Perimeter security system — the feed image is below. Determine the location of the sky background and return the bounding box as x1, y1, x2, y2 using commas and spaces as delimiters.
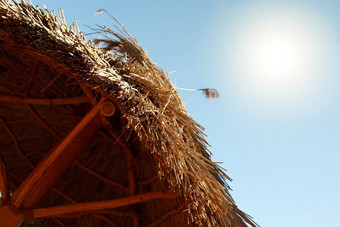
33, 1, 339, 226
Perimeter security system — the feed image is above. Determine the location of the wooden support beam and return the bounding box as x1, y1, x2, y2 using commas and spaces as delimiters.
0, 95, 88, 105
137, 176, 159, 185
96, 209, 137, 217
0, 157, 10, 205
79, 86, 138, 166
48, 209, 137, 218
20, 70, 116, 226
125, 150, 140, 227
92, 214, 118, 227
0, 205, 23, 227
74, 160, 129, 192
126, 154, 136, 196
23, 59, 62, 139
147, 203, 185, 227
25, 104, 61, 139
11, 101, 104, 208
51, 187, 118, 227
80, 85, 141, 226
53, 218, 66, 227
0, 118, 34, 169
31, 190, 178, 219
24, 98, 128, 197
4, 178, 65, 227
24, 59, 39, 96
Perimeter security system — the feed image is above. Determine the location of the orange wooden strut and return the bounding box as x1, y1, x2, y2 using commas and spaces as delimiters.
0, 157, 10, 205
0, 206, 24, 227
31, 190, 179, 219
0, 94, 88, 105
0, 99, 106, 227
11, 101, 103, 208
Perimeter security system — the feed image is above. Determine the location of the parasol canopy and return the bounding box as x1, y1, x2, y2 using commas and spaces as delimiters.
0, 1, 257, 226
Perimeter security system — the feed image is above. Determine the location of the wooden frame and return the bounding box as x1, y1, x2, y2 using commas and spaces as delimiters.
0, 61, 180, 226
0, 100, 104, 226
11, 101, 103, 209
30, 191, 178, 219
0, 95, 88, 105
0, 96, 180, 226
0, 157, 9, 205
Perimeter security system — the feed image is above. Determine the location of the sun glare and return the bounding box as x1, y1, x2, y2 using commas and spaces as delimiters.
222, 3, 331, 117
256, 34, 300, 76
245, 26, 310, 90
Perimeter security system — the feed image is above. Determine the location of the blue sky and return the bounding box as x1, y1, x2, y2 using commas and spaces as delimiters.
33, 1, 340, 226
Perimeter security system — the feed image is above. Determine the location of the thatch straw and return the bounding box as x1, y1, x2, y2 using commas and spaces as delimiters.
0, 0, 257, 226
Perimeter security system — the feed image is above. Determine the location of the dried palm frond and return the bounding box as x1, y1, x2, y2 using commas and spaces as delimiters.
200, 88, 220, 100
175, 87, 220, 100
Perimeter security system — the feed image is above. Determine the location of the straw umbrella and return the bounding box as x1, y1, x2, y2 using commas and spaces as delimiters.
0, 1, 257, 226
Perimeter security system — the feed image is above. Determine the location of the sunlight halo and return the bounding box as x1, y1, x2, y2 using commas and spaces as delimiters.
222, 3, 332, 117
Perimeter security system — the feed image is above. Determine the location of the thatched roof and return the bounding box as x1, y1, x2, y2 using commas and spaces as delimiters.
0, 0, 257, 226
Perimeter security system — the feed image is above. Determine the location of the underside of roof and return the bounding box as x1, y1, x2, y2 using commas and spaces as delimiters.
0, 0, 257, 226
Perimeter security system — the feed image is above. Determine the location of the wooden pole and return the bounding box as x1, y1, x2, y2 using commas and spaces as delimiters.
0, 95, 88, 105
31, 190, 179, 219
147, 203, 185, 227
74, 160, 129, 192
0, 118, 34, 169
44, 209, 137, 218
0, 157, 10, 205
80, 85, 141, 226
11, 100, 104, 209
125, 151, 140, 227
51, 188, 119, 226
137, 176, 159, 185
0, 206, 23, 227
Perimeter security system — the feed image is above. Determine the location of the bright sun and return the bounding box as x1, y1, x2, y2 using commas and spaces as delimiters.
224, 4, 331, 117
256, 35, 300, 76
245, 27, 309, 88
242, 25, 312, 101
